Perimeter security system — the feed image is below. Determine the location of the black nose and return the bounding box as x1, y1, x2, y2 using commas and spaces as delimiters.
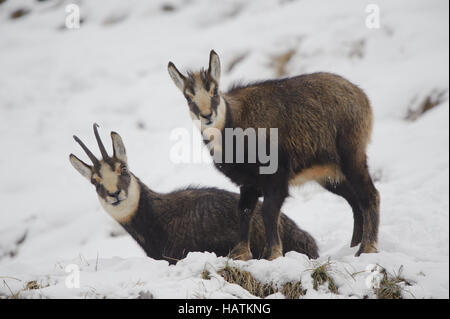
200, 112, 213, 124
200, 112, 212, 121
109, 190, 120, 197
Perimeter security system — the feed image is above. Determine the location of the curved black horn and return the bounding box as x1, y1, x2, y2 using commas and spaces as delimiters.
93, 123, 109, 160
73, 135, 99, 166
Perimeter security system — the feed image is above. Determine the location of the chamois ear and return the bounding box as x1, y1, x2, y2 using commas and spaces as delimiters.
208, 50, 221, 83
168, 62, 186, 92
69, 154, 92, 180
111, 131, 127, 163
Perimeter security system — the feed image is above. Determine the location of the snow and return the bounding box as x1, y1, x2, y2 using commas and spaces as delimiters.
0, 0, 448, 299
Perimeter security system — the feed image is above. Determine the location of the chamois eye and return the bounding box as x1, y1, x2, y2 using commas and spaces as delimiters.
185, 91, 194, 103
209, 86, 217, 97
120, 165, 128, 175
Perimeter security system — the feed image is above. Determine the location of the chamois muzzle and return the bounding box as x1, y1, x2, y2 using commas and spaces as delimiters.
200, 112, 213, 125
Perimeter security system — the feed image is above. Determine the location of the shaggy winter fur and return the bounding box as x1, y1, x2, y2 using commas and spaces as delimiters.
168, 50, 379, 259
70, 124, 319, 263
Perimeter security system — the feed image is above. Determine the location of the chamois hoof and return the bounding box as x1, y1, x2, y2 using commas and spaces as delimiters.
350, 226, 363, 247
262, 245, 283, 261
355, 242, 378, 257
350, 236, 362, 248
230, 242, 253, 261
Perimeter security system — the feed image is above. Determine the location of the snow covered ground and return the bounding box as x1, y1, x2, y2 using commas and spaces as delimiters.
0, 0, 448, 299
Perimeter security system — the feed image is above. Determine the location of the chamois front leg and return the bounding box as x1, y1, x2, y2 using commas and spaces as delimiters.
230, 185, 261, 261
261, 185, 288, 260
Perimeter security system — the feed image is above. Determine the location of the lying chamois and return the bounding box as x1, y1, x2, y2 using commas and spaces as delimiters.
168, 50, 379, 259
69, 124, 318, 263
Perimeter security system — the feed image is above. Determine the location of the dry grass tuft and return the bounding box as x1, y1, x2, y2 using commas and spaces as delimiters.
136, 290, 154, 299
103, 13, 128, 26
374, 265, 412, 299
218, 262, 305, 299
201, 268, 211, 280
406, 89, 447, 121
1, 277, 50, 299
226, 52, 248, 73
25, 281, 40, 290
2, 280, 20, 299
10, 8, 30, 20
270, 49, 296, 77
348, 39, 366, 59
310, 259, 338, 294
160, 3, 177, 12
281, 281, 306, 299
219, 263, 277, 298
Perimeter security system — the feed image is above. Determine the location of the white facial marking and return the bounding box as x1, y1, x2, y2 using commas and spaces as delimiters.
199, 96, 226, 132
190, 111, 200, 127
199, 97, 226, 157
193, 87, 212, 115
99, 175, 140, 224
99, 163, 119, 194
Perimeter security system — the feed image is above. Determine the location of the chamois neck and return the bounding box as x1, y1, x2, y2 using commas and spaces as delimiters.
119, 177, 168, 259
221, 93, 241, 127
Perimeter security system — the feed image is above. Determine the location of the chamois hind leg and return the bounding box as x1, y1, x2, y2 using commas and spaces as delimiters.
321, 178, 364, 247
230, 185, 261, 261
341, 154, 380, 256
261, 184, 289, 260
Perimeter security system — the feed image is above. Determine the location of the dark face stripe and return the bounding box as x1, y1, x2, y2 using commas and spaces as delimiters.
211, 95, 220, 112
91, 160, 131, 201
184, 71, 219, 118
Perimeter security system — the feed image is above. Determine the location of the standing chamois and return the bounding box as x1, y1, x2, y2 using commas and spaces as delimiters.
69, 124, 319, 263
168, 50, 380, 259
